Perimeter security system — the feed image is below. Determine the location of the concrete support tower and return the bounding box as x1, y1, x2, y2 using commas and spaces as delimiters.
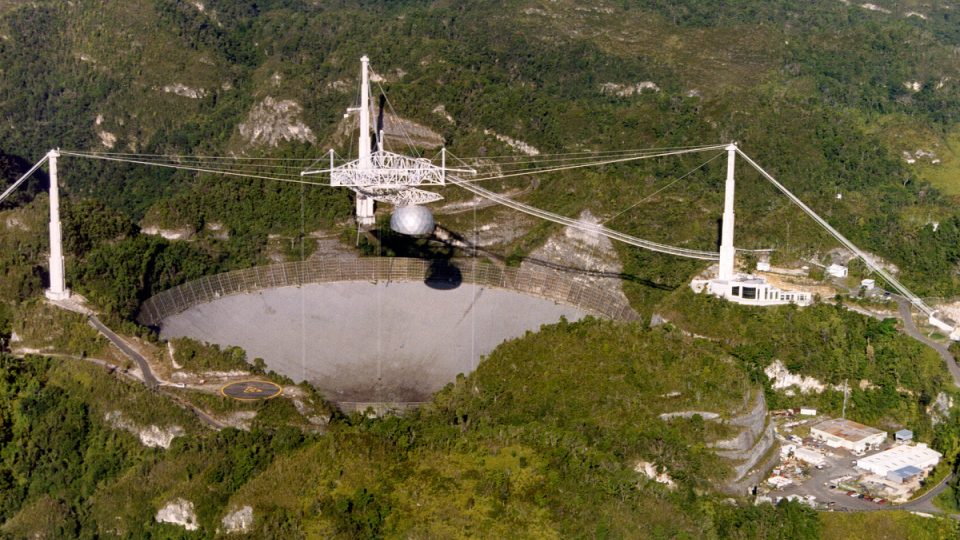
355, 55, 375, 226
718, 143, 737, 281
44, 149, 70, 300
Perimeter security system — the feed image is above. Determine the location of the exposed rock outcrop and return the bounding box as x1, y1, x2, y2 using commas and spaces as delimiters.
163, 83, 206, 99
483, 129, 540, 156
239, 97, 316, 147
105, 411, 184, 449
155, 498, 198, 530
928, 392, 954, 425
634, 461, 676, 489
520, 210, 631, 308
599, 81, 661, 96
221, 505, 253, 534
141, 225, 194, 241
765, 360, 829, 394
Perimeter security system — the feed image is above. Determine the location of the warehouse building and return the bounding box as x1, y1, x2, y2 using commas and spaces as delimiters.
810, 418, 886, 453
887, 466, 923, 485
855, 443, 942, 477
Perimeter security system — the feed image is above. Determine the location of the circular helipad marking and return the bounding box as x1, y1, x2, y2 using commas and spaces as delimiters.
220, 380, 282, 401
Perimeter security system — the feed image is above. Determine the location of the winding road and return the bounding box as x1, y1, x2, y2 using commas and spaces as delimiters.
86, 315, 228, 429
893, 296, 960, 387
884, 295, 959, 515
87, 315, 158, 388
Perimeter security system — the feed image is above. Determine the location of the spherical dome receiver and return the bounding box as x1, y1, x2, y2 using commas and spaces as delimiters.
390, 205, 435, 236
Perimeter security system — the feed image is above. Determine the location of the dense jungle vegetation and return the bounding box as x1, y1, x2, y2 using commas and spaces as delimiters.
2, 314, 958, 537
3, 0, 960, 537
1, 0, 960, 309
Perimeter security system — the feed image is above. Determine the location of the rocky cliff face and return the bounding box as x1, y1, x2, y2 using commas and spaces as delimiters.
521, 209, 632, 308
711, 391, 778, 494
238, 97, 316, 147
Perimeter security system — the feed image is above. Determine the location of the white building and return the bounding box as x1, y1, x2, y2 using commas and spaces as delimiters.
826, 264, 848, 278
856, 443, 942, 477
688, 144, 814, 308
799, 407, 817, 416
691, 276, 814, 307
810, 418, 886, 453
794, 447, 826, 467
860, 278, 875, 290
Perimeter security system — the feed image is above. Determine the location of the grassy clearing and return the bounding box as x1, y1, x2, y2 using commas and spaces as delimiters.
916, 128, 960, 197
820, 511, 958, 540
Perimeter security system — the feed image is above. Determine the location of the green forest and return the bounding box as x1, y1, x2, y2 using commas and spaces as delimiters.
3, 0, 960, 537
2, 314, 959, 537
1, 0, 960, 307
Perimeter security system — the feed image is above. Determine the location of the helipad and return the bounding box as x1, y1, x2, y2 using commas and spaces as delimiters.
220, 380, 283, 401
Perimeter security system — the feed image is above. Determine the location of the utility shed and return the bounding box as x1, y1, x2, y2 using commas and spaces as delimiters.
827, 264, 848, 278
887, 465, 923, 484
895, 429, 914, 442
856, 444, 942, 477
810, 418, 886, 453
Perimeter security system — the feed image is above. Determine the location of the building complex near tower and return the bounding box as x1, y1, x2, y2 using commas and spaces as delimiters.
690, 144, 813, 306
810, 418, 886, 454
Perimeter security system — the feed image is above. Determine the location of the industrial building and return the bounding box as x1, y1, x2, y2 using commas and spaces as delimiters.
887, 466, 923, 485
810, 418, 886, 453
855, 443, 942, 477
793, 447, 826, 467
693, 276, 813, 306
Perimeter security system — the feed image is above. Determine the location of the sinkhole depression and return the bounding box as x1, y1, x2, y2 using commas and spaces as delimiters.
141, 258, 637, 405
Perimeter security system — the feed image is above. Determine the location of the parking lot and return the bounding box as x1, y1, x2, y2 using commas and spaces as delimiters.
763, 415, 904, 511
772, 445, 888, 510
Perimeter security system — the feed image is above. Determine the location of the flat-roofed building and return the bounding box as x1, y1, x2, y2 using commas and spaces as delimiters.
856, 443, 942, 477
895, 429, 913, 442
810, 418, 886, 453
887, 466, 923, 484
794, 447, 826, 467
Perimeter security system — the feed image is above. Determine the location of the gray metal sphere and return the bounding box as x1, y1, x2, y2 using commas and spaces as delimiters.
390, 205, 435, 236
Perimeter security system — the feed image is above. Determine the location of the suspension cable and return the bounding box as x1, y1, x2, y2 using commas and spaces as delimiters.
0, 154, 50, 204
735, 148, 935, 316
60, 151, 331, 187
448, 174, 719, 260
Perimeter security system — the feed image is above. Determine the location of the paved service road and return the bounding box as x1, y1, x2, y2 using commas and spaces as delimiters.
894, 296, 960, 387
88, 315, 158, 388
894, 473, 955, 515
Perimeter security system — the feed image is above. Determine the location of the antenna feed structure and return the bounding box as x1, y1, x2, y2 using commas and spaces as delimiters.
302, 56, 472, 233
